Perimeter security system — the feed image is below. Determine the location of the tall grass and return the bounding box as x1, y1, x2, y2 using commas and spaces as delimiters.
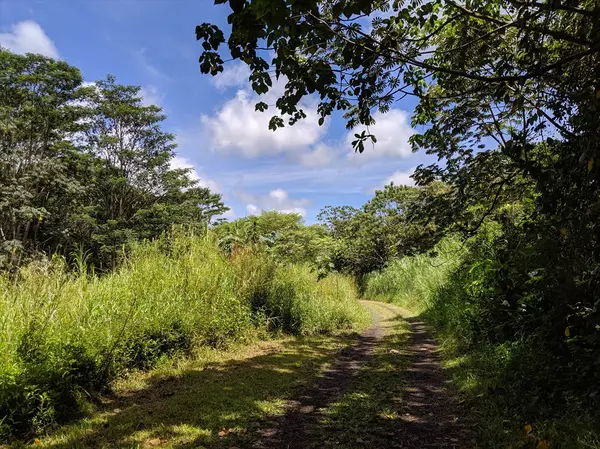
364, 237, 463, 313
363, 236, 600, 447
0, 233, 368, 441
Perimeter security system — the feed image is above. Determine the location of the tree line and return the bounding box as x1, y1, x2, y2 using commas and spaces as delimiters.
0, 50, 227, 271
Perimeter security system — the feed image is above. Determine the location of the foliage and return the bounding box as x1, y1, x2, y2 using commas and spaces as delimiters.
364, 237, 463, 313
317, 184, 442, 279
214, 211, 334, 266
0, 232, 367, 441
197, 0, 599, 150
0, 50, 228, 271
19, 335, 362, 449
365, 232, 600, 447
199, 1, 600, 443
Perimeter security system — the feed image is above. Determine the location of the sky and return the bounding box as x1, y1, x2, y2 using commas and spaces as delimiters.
0, 0, 434, 223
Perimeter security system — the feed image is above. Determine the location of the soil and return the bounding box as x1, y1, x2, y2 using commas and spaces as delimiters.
251, 301, 469, 449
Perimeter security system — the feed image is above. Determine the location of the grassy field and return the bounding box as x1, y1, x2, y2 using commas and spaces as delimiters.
0, 233, 369, 442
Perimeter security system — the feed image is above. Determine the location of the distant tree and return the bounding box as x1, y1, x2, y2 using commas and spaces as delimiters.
317, 184, 434, 278
214, 211, 333, 265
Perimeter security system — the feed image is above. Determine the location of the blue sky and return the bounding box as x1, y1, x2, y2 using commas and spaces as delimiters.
0, 0, 433, 223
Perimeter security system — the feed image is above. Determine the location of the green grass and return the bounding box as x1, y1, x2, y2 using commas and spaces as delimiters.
439, 340, 600, 449
0, 233, 369, 442
363, 237, 600, 448
314, 303, 411, 449
363, 238, 463, 314
4, 332, 362, 449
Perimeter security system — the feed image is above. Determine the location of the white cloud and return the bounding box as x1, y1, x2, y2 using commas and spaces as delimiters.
219, 208, 237, 221
139, 85, 163, 107
0, 21, 59, 58
386, 167, 416, 186
346, 109, 414, 164
370, 167, 416, 192
200, 64, 415, 170
246, 204, 260, 216
211, 62, 251, 89
201, 78, 327, 159
294, 142, 337, 168
170, 156, 221, 193
237, 189, 311, 217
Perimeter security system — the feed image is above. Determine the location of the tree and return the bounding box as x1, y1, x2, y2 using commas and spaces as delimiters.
0, 50, 88, 266
317, 184, 435, 278
76, 75, 230, 268
197, 0, 600, 394
197, 0, 599, 140
197, 0, 599, 228
0, 51, 228, 270
214, 211, 333, 265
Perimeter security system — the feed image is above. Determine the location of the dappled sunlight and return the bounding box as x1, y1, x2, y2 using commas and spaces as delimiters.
27, 335, 357, 449
315, 306, 468, 449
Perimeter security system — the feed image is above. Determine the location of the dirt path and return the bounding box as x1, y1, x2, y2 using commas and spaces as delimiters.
394, 307, 468, 448
252, 301, 467, 449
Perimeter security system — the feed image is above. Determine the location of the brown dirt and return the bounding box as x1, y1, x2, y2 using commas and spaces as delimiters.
392, 306, 469, 448
251, 301, 469, 449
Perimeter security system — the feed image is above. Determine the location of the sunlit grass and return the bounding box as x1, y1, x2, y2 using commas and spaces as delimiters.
5, 333, 361, 449
0, 232, 369, 441
315, 304, 411, 449
363, 238, 463, 314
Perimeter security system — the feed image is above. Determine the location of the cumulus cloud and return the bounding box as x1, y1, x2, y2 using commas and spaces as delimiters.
236, 189, 311, 217
346, 109, 414, 164
386, 167, 416, 186
219, 208, 237, 221
370, 166, 417, 192
200, 62, 417, 169
246, 204, 260, 216
0, 21, 59, 58
139, 85, 163, 107
201, 78, 327, 159
211, 62, 251, 89
294, 143, 338, 168
170, 156, 221, 193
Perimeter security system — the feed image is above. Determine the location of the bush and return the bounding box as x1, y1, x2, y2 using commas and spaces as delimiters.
267, 265, 370, 334
363, 237, 463, 313
364, 232, 600, 447
0, 233, 367, 441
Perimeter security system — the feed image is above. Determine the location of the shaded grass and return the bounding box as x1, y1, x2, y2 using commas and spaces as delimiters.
364, 238, 600, 448
314, 304, 412, 449
5, 332, 362, 449
438, 339, 600, 449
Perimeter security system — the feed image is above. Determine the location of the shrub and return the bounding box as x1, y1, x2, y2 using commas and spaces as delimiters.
364, 232, 600, 447
0, 233, 367, 441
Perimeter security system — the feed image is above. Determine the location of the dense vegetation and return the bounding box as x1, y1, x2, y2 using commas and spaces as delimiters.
2, 0, 600, 443
0, 231, 368, 441
198, 0, 600, 446
0, 50, 371, 442
0, 50, 227, 271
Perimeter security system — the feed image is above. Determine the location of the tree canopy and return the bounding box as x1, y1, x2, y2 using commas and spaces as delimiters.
0, 50, 227, 270
198, 0, 600, 430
